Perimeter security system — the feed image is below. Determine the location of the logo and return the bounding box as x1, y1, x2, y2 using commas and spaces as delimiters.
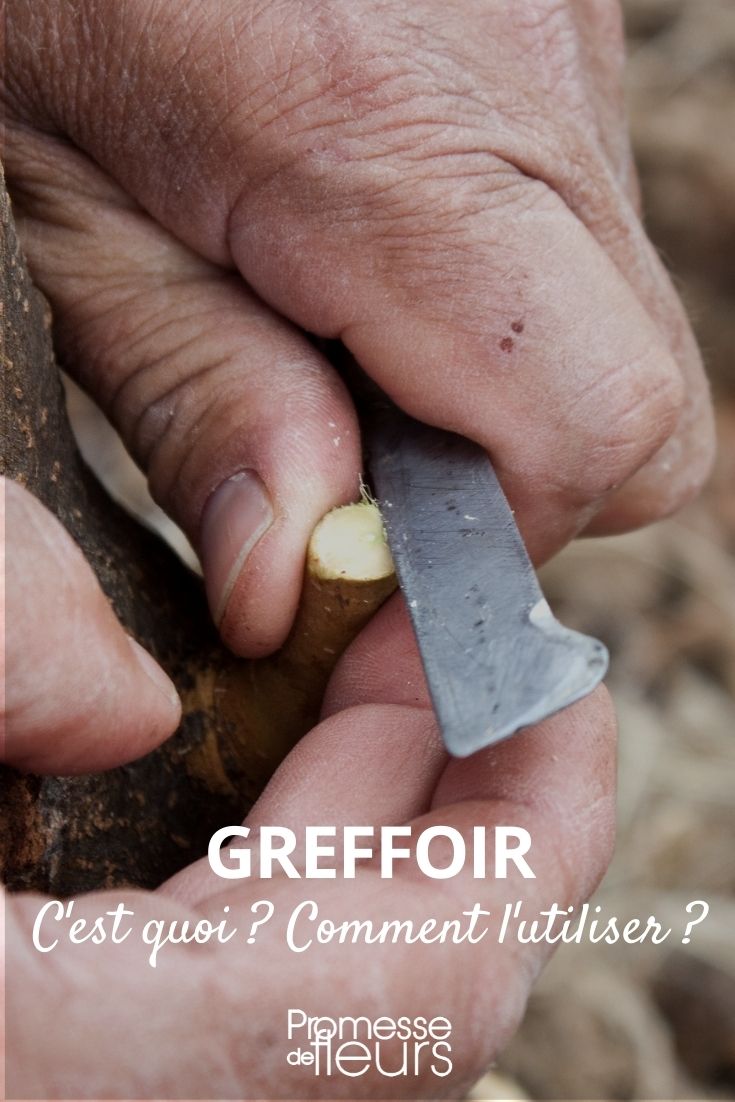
286, 1010, 453, 1079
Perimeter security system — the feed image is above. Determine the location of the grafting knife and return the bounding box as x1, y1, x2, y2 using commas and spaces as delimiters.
347, 359, 609, 758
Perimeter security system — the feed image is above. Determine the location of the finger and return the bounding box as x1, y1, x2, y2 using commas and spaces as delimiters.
230, 181, 686, 562
579, 230, 715, 534
326, 589, 615, 887
13, 1, 713, 564
164, 685, 616, 1095
11, 4, 708, 563
336, 585, 617, 884
167, 587, 612, 908
7, 684, 613, 1098
167, 596, 442, 903
257, 593, 439, 828
325, 592, 615, 887
532, 113, 716, 533
430, 686, 617, 899
244, 162, 712, 547
323, 593, 431, 716
470, 0, 715, 527
6, 573, 616, 1098
5, 129, 361, 657
271, 687, 615, 1077
2, 479, 180, 773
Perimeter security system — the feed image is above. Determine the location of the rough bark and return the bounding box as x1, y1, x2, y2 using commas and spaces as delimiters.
0, 177, 392, 895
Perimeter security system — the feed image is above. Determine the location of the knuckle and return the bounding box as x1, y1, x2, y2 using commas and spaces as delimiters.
641, 409, 716, 523
102, 286, 252, 462
585, 389, 714, 534
565, 357, 686, 505
632, 349, 686, 421
236, 11, 533, 226
129, 336, 344, 534
608, 361, 685, 458
127, 352, 241, 520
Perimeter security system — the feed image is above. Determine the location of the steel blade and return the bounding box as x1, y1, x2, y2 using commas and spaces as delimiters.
365, 407, 609, 757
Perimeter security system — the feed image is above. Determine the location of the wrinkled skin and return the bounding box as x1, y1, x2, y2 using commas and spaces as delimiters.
2, 0, 712, 1096
4, 560, 617, 1097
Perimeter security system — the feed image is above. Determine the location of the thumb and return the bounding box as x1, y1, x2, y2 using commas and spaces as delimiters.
2, 479, 181, 774
6, 132, 360, 658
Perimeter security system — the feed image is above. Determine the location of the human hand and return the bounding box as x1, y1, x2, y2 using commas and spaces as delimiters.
5, 590, 616, 1099
3, 0, 714, 660
1, 478, 181, 773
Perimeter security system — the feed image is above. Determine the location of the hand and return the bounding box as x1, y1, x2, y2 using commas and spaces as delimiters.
4, 0, 714, 659
1, 479, 180, 773
5, 592, 616, 1098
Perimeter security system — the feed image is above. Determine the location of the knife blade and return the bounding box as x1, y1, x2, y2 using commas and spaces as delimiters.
356, 380, 609, 758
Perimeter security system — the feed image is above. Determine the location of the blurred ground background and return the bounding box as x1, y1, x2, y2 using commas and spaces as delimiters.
64, 0, 734, 1098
